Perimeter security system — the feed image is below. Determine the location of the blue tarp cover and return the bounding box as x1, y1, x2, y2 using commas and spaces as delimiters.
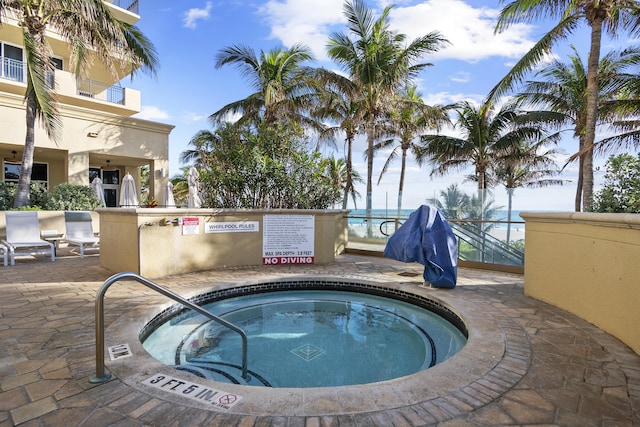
383, 205, 458, 288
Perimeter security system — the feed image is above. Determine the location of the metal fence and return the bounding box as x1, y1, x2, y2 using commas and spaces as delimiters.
76, 78, 125, 105
346, 213, 525, 267
1, 57, 24, 82
112, 0, 139, 14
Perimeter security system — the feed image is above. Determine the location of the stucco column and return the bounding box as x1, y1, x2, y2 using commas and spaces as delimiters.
67, 151, 89, 185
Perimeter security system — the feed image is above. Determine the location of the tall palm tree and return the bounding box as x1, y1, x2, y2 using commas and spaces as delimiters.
210, 43, 319, 130
373, 84, 446, 217
516, 46, 640, 211
1, 0, 158, 207
312, 68, 366, 209
493, 0, 640, 211
494, 140, 567, 243
420, 100, 563, 218
327, 0, 448, 236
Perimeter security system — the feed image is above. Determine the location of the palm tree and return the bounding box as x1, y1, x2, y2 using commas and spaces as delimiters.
312, 68, 366, 209
494, 140, 567, 243
373, 84, 446, 217
516, 46, 640, 211
493, 0, 640, 211
420, 100, 563, 220
324, 156, 364, 209
210, 43, 319, 130
327, 0, 448, 236
426, 184, 471, 220
1, 0, 158, 207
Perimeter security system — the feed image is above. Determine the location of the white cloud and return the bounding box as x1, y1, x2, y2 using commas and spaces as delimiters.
183, 2, 213, 29
259, 0, 537, 63
450, 72, 471, 83
182, 112, 207, 123
135, 106, 171, 121
389, 0, 535, 62
259, 0, 345, 60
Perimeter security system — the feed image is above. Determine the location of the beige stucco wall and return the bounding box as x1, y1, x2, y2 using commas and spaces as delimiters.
98, 209, 349, 279
0, 92, 172, 201
521, 212, 640, 355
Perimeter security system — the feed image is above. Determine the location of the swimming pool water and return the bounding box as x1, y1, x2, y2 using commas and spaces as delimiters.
142, 289, 466, 388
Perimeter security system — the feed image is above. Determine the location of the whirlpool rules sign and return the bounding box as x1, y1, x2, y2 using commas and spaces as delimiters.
262, 215, 315, 265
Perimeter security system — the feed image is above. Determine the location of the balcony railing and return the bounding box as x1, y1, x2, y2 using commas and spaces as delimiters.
1, 57, 25, 83
111, 0, 139, 14
76, 77, 125, 105
347, 213, 525, 268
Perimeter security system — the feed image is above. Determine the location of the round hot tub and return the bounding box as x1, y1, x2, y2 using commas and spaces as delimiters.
140, 280, 467, 388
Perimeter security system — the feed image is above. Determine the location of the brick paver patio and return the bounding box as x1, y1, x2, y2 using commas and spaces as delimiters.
0, 249, 638, 426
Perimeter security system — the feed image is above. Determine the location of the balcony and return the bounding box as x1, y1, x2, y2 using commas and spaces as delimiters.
111, 0, 139, 14
0, 62, 140, 115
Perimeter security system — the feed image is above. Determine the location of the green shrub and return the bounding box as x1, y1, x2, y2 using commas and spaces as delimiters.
0, 182, 49, 210
593, 154, 640, 213
45, 183, 102, 211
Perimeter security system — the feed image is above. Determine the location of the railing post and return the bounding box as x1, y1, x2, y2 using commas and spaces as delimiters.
90, 272, 249, 384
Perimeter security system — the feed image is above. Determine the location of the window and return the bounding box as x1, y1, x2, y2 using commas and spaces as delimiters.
3, 161, 49, 189
47, 57, 63, 88
1, 43, 24, 82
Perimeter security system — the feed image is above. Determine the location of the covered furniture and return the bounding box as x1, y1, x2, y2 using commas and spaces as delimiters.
64, 211, 100, 258
384, 205, 458, 288
1, 211, 55, 265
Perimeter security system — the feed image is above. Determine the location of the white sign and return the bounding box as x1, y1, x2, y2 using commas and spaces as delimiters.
108, 343, 132, 360
205, 221, 259, 233
182, 217, 200, 235
142, 373, 242, 410
262, 215, 315, 265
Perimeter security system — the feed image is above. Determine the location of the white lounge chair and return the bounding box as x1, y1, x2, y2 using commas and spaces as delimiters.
0, 242, 7, 267
64, 211, 99, 258
1, 211, 55, 265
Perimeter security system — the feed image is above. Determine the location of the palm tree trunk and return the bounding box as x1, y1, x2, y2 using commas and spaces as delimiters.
397, 146, 407, 218
14, 93, 37, 208
365, 121, 374, 238
506, 188, 514, 245
574, 135, 585, 211
582, 15, 604, 212
343, 136, 354, 210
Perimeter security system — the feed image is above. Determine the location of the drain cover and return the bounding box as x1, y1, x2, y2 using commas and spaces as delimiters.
398, 271, 420, 277
291, 344, 324, 361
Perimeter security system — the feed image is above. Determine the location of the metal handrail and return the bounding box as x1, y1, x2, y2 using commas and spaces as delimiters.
90, 272, 249, 383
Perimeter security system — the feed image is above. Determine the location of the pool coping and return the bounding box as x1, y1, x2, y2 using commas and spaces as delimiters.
103, 274, 530, 417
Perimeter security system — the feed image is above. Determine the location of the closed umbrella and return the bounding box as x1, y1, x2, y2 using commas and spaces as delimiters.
91, 177, 106, 207
163, 181, 176, 208
119, 173, 139, 207
187, 167, 201, 208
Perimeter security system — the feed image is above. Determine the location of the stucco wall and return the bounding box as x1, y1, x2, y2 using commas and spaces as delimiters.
521, 212, 640, 355
98, 209, 349, 279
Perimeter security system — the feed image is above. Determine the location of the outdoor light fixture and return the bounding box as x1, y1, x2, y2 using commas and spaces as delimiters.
87, 131, 99, 138
3, 150, 19, 162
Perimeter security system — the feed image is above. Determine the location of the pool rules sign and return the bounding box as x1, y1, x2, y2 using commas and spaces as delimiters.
263, 215, 314, 265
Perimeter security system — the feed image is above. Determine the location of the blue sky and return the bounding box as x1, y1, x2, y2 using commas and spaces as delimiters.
129, 0, 636, 212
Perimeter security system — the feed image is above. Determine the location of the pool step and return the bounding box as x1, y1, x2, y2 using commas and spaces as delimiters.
177, 359, 272, 387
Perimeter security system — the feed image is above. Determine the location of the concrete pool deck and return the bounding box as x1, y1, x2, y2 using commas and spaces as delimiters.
0, 249, 638, 426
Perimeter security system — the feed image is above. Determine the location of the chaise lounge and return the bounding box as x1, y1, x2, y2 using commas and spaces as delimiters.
64, 211, 100, 258
1, 211, 55, 265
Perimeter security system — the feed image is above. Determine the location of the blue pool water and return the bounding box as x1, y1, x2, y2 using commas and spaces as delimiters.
142, 288, 467, 388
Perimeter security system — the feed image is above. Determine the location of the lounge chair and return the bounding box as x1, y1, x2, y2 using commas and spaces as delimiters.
64, 211, 99, 258
1, 211, 55, 265
0, 242, 7, 267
